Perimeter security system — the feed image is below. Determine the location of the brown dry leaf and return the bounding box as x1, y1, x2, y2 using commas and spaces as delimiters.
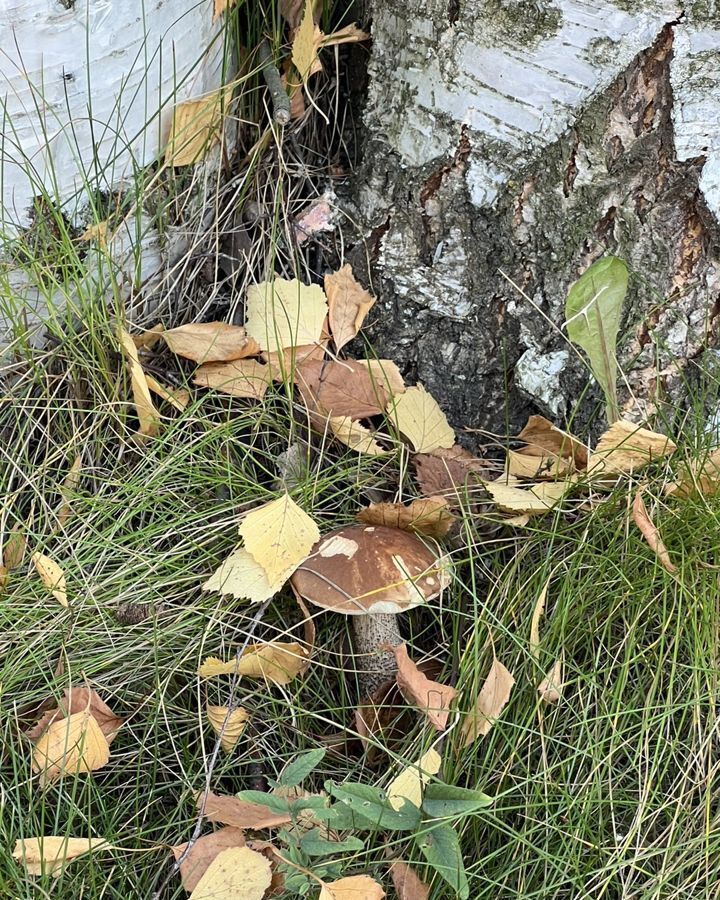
517, 415, 588, 468
666, 447, 720, 499
3, 524, 27, 570
280, 0, 309, 28
145, 375, 190, 412
263, 342, 326, 382
358, 497, 454, 539
13, 836, 107, 878
27, 687, 123, 744
387, 384, 455, 453
79, 220, 109, 248
505, 448, 573, 480
201, 791, 292, 829
203, 545, 290, 602
163, 322, 260, 363
297, 358, 388, 420
172, 827, 246, 892
56, 454, 82, 527
394, 644, 457, 730
239, 494, 319, 584
131, 323, 164, 350
31, 552, 68, 607
588, 419, 677, 476
324, 264, 376, 352
414, 445, 489, 501
32, 711, 110, 786
0, 564, 7, 593
319, 874, 386, 900
538, 659, 563, 704
390, 861, 430, 900
118, 327, 160, 437
245, 278, 328, 355
166, 86, 232, 167
632, 490, 677, 574
206, 705, 250, 753
529, 577, 550, 664
461, 659, 515, 747
194, 359, 272, 400
245, 839, 285, 897
199, 642, 310, 686
321, 23, 371, 49
188, 845, 271, 900
213, 0, 237, 20
328, 416, 387, 456
387, 748, 442, 810
482, 479, 569, 515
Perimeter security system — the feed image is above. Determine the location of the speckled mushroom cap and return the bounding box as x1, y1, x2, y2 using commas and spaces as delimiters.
291, 524, 449, 615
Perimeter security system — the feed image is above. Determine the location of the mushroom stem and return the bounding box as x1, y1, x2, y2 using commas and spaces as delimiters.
351, 613, 402, 698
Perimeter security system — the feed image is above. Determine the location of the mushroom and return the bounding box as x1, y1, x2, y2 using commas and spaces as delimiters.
291, 524, 450, 697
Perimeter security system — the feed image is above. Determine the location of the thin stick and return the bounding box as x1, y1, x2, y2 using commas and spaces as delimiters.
259, 40, 291, 126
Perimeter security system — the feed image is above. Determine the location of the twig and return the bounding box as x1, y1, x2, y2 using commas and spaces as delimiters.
151, 598, 272, 899
259, 40, 291, 126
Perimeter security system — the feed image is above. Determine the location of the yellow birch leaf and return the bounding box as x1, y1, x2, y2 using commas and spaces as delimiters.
387, 384, 455, 453
461, 659, 515, 747
365, 358, 406, 398
588, 419, 676, 475
79, 220, 109, 249
386, 747, 442, 810
482, 479, 569, 515
194, 359, 272, 400
319, 875, 386, 900
56, 454, 82, 528
505, 448, 572, 479
244, 278, 328, 354
31, 551, 67, 607
238, 494, 320, 584
329, 416, 387, 456
666, 446, 720, 499
166, 86, 232, 167
324, 264, 376, 352
213, 0, 237, 20
32, 711, 110, 786
118, 327, 160, 437
292, 0, 319, 82
199, 642, 310, 686
13, 836, 107, 878
206, 705, 250, 753
202, 545, 291, 602
145, 375, 190, 412
538, 659, 563, 704
162, 322, 260, 363
189, 845, 271, 900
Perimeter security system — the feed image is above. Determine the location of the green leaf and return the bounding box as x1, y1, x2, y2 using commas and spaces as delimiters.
416, 824, 469, 899
234, 790, 290, 814
299, 828, 365, 857
422, 783, 493, 819
278, 749, 327, 787
564, 256, 627, 423
326, 781, 422, 831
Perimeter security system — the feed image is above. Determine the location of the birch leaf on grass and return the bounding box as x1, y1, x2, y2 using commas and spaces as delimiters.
292, 0, 321, 82
32, 711, 110, 786
387, 384, 455, 453
13, 836, 108, 878
387, 747, 442, 810
206, 705, 250, 753
329, 416, 387, 456
118, 327, 160, 437
239, 494, 319, 584
194, 359, 272, 400
319, 875, 386, 900
244, 278, 328, 354
538, 659, 563, 704
393, 644, 457, 730
31, 552, 67, 607
199, 642, 310, 685
166, 87, 231, 167
589, 419, 676, 475
203, 545, 288, 602
172, 827, 246, 892
162, 322, 260, 363
188, 845, 271, 900
461, 659, 515, 747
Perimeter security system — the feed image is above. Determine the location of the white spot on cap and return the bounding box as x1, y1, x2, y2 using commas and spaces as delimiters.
319, 535, 358, 558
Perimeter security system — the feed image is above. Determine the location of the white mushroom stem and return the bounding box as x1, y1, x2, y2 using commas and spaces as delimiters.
351, 613, 402, 698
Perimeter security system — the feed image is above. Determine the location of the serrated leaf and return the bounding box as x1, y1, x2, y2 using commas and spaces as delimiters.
239, 494, 320, 584
564, 256, 627, 422
31, 551, 67, 607
588, 419, 677, 476
422, 782, 492, 818
666, 446, 720, 499
325, 264, 376, 352
32, 711, 110, 787
278, 748, 326, 787
13, 835, 108, 878
202, 545, 290, 602
199, 642, 310, 686
387, 748, 442, 810
27, 687, 122, 745
299, 829, 364, 857
188, 845, 271, 900
460, 659, 515, 747
245, 277, 328, 354
387, 384, 455, 453
481, 479, 569, 516
206, 705, 250, 753
292, 0, 320, 82
166, 86, 232, 167
416, 824, 468, 899
326, 782, 421, 831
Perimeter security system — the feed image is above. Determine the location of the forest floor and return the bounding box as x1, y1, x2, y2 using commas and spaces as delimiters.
2, 3, 720, 900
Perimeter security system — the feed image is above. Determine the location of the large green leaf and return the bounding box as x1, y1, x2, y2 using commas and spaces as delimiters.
422, 783, 493, 819
326, 781, 421, 831
564, 256, 628, 423
278, 749, 326, 787
416, 824, 469, 898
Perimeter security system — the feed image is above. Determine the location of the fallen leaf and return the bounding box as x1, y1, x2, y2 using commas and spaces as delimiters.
206, 705, 250, 753
280, 0, 310, 28
666, 447, 720, 499
118, 326, 160, 437
414, 445, 489, 501
387, 384, 455, 453
588, 420, 676, 476
393, 644, 457, 730
296, 358, 388, 420
194, 359, 272, 400
79, 220, 109, 248
27, 687, 123, 744
529, 577, 550, 664
3, 524, 27, 570
460, 659, 515, 747
245, 277, 328, 354
245, 839, 285, 896
32, 711, 110, 786
320, 23, 371, 49
239, 494, 320, 584
131, 323, 165, 350
163, 322, 260, 363
54, 454, 82, 528
0, 564, 7, 593
324, 265, 376, 352
213, 0, 237, 20
172, 827, 246, 892
365, 359, 406, 398
166, 86, 232, 167
199, 642, 310, 686
517, 415, 588, 468
31, 551, 68, 607
263, 342, 327, 382
358, 497, 454, 539
387, 747, 442, 810
538, 659, 563, 704
632, 490, 677, 574
481, 479, 569, 515
189, 845, 271, 900
505, 448, 573, 480
203, 546, 290, 602
13, 836, 107, 878
292, 0, 320, 82
201, 791, 292, 829
390, 861, 430, 900
328, 416, 387, 456
145, 375, 191, 412
319, 874, 385, 900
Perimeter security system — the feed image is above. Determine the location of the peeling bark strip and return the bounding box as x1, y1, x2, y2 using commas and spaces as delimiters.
355, 1, 720, 439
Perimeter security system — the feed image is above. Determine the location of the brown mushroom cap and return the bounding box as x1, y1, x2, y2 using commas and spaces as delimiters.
291, 524, 449, 615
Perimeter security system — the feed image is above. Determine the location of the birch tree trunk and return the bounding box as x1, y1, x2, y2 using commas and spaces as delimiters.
353, 0, 720, 435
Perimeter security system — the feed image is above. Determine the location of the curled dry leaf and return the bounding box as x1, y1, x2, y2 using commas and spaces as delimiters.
188, 845, 272, 900
394, 644, 457, 730
538, 659, 563, 704
517, 415, 588, 468
31, 552, 67, 607
13, 836, 108, 878
387, 384, 455, 453
32, 711, 110, 786
328, 416, 387, 456
203, 545, 289, 602
131, 322, 165, 350
201, 790, 292, 829
387, 747, 442, 810
482, 479, 569, 516
206, 705, 250, 753
632, 490, 677, 574
199, 642, 310, 686
529, 577, 551, 664
414, 445, 489, 502
296, 358, 388, 420
460, 659, 515, 747
390, 861, 430, 900
588, 419, 676, 476
56, 454, 82, 528
358, 497, 454, 539
118, 327, 160, 437
3, 524, 27, 570
239, 494, 320, 584
319, 874, 386, 900
172, 826, 246, 892
163, 322, 260, 363
145, 375, 191, 412
79, 220, 109, 247
194, 358, 272, 400
244, 277, 328, 354
166, 86, 232, 167
27, 687, 123, 744
324, 264, 376, 352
